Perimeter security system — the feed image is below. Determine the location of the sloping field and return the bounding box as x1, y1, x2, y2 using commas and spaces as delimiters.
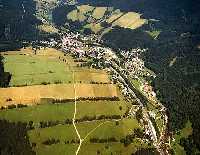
2, 47, 111, 86
83, 23, 103, 34
92, 7, 107, 19
28, 119, 139, 144
27, 119, 144, 155
77, 5, 94, 14
67, 5, 147, 33
3, 48, 72, 86
67, 10, 87, 22
0, 84, 118, 106
106, 11, 124, 23
0, 100, 129, 123
74, 69, 110, 83
111, 12, 146, 29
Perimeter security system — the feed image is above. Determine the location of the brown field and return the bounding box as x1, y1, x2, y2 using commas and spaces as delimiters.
74, 69, 110, 83
0, 84, 118, 107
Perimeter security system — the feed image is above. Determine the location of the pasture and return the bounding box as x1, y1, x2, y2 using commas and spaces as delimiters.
0, 100, 130, 123
28, 119, 140, 144
3, 47, 111, 87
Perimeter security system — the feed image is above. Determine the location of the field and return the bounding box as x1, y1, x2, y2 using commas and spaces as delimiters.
0, 100, 129, 123
67, 5, 147, 33
29, 119, 139, 143
0, 83, 118, 106
92, 7, 107, 19
3, 47, 110, 86
110, 12, 146, 29
27, 118, 144, 155
0, 47, 149, 154
38, 24, 59, 34
0, 98, 148, 154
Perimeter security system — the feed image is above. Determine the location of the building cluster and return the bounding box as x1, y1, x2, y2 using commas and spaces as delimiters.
142, 82, 157, 100
121, 48, 149, 78
61, 32, 117, 64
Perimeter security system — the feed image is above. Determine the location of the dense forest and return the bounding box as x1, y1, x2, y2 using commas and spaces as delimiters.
0, 0, 41, 41
0, 120, 35, 155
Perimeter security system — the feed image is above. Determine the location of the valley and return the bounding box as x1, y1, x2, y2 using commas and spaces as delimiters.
0, 0, 200, 155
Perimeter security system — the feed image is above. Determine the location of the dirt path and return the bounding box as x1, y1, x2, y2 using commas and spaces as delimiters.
72, 71, 83, 155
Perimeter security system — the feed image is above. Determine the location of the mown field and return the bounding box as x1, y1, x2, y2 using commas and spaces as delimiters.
0, 83, 118, 106
67, 5, 147, 34
2, 47, 110, 86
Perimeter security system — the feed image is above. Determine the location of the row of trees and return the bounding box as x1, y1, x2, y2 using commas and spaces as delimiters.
50, 96, 120, 104
39, 114, 122, 128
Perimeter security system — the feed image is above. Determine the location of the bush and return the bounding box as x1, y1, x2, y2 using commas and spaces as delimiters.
41, 82, 50, 85
17, 104, 28, 108
6, 98, 12, 102
7, 104, 16, 109
42, 139, 60, 145
54, 80, 62, 84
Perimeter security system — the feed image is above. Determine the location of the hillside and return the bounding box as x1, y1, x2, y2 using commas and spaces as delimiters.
51, 0, 200, 154
0, 0, 200, 154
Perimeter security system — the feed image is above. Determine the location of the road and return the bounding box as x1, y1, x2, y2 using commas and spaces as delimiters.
109, 64, 158, 142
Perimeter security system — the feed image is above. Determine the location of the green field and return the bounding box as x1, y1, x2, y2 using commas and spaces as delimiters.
0, 101, 130, 124
34, 143, 144, 155
3, 50, 110, 86
4, 54, 72, 86
28, 119, 142, 154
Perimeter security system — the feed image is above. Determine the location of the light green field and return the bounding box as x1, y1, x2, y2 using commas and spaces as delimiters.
0, 100, 130, 123
146, 30, 161, 39
28, 119, 140, 144
28, 118, 142, 155
83, 23, 103, 33
3, 50, 110, 86
4, 54, 73, 86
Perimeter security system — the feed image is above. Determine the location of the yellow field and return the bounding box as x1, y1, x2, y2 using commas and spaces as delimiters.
38, 24, 58, 34
106, 11, 124, 23
67, 5, 147, 33
74, 69, 110, 83
84, 23, 103, 33
77, 5, 94, 14
111, 12, 146, 29
67, 10, 87, 22
92, 7, 107, 19
0, 84, 118, 106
